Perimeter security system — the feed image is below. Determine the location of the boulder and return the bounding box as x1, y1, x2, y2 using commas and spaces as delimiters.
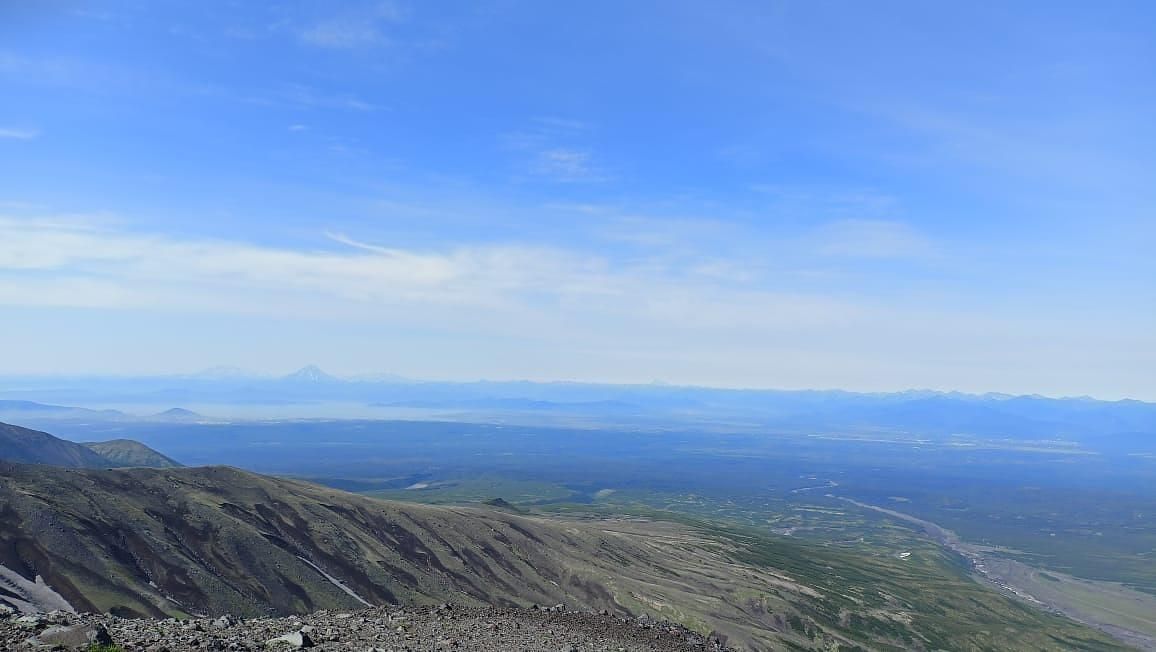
266, 630, 315, 648
30, 623, 113, 649
16, 614, 47, 628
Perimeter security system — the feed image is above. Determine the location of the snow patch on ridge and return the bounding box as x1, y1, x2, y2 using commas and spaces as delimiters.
0, 564, 75, 614
296, 557, 371, 607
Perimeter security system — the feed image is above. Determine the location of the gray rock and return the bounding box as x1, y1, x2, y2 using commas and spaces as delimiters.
267, 630, 315, 648
31, 623, 113, 649
16, 614, 46, 628
212, 615, 236, 629
0, 603, 735, 652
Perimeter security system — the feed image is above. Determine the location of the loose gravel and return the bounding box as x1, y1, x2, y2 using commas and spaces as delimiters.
2, 603, 735, 651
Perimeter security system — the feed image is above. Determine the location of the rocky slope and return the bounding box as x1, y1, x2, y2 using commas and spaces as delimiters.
3, 603, 733, 651
0, 461, 1127, 651
0, 421, 178, 469
0, 422, 111, 468
0, 462, 829, 650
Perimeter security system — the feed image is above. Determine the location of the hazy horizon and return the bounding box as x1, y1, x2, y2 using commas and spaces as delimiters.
1, 362, 1151, 403
2, 2, 1153, 399
3, 5, 1156, 649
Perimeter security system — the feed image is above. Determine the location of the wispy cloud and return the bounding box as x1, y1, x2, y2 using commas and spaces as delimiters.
247, 84, 381, 112
598, 212, 934, 263
0, 215, 855, 331
0, 52, 85, 84
867, 101, 1152, 197
598, 215, 740, 250
751, 184, 898, 213
284, 84, 378, 111
814, 219, 935, 259
0, 127, 39, 140
0, 216, 594, 310
506, 117, 608, 183
1, 213, 1146, 396
531, 148, 605, 183
300, 1, 404, 49
532, 116, 590, 131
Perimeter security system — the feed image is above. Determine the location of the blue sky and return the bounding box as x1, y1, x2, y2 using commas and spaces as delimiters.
0, 1, 1153, 398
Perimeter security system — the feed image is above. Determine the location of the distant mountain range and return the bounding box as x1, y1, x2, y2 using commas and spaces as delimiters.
0, 421, 181, 469
152, 407, 202, 421
0, 400, 126, 420
0, 401, 204, 424
173, 365, 407, 384
280, 364, 340, 383
0, 368, 1152, 440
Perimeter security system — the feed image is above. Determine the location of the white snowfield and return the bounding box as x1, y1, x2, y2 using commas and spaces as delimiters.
0, 563, 75, 614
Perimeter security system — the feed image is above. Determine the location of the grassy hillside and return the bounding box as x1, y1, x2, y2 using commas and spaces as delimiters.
82, 439, 182, 468
732, 532, 1123, 651
0, 463, 1123, 650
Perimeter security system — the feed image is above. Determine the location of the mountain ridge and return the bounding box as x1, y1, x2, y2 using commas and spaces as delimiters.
0, 462, 819, 649
81, 439, 183, 468
3, 379, 1152, 441
0, 421, 179, 469
0, 421, 112, 468
0, 460, 1122, 651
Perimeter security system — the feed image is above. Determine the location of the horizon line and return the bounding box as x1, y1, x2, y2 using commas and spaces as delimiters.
0, 366, 1150, 405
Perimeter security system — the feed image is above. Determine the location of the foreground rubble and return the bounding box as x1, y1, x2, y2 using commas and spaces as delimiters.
1, 604, 734, 651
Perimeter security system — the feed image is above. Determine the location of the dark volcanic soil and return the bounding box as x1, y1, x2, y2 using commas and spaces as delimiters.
2, 603, 733, 651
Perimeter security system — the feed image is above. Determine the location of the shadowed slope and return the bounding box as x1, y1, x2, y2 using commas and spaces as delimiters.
0, 422, 110, 468
0, 463, 1123, 651
0, 463, 828, 649
0, 421, 179, 469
